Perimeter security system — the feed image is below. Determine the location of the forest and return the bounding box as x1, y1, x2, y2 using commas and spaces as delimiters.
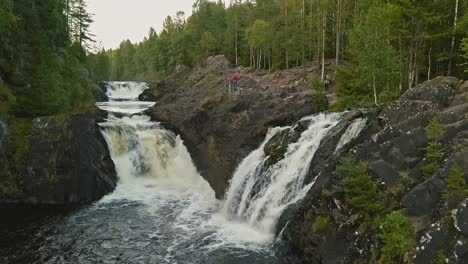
0, 0, 96, 117
98, 0, 468, 108
1, 0, 468, 116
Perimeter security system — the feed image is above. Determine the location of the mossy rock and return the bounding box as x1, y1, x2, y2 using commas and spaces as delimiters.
264, 129, 290, 166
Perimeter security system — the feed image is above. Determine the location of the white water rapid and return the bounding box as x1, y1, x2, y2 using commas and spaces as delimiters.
223, 113, 342, 233
6, 82, 352, 263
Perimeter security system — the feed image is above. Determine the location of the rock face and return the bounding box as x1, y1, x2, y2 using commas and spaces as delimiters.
283, 77, 468, 263
0, 112, 117, 204
0, 121, 6, 150
148, 55, 321, 198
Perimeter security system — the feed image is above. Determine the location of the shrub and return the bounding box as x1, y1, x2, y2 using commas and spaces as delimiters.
445, 164, 468, 200
422, 117, 445, 178
338, 158, 383, 217
379, 211, 414, 263
311, 78, 328, 111
313, 215, 331, 233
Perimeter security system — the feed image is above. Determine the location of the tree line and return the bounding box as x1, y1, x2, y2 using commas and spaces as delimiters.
98, 0, 468, 108
0, 0, 97, 117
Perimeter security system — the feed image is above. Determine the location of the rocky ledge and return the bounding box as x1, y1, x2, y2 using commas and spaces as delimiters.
0, 110, 117, 204
146, 55, 324, 198
282, 77, 468, 263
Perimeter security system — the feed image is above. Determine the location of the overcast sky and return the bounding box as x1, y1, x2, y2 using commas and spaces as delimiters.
87, 0, 196, 50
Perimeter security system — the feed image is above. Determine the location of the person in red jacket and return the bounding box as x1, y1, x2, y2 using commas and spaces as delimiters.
232, 75, 239, 93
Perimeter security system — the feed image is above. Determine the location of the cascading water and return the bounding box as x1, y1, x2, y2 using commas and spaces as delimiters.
1, 81, 353, 264
223, 113, 342, 233
335, 117, 367, 153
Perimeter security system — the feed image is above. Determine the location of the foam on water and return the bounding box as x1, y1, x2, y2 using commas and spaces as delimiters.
335, 117, 367, 153
7, 82, 349, 263
223, 113, 342, 233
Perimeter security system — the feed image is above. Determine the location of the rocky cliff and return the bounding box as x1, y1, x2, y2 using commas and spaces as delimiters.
0, 111, 117, 204
146, 56, 324, 198
282, 77, 468, 263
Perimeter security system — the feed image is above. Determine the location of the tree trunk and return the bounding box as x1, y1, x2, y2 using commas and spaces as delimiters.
448, 0, 459, 76
285, 0, 289, 69
335, 0, 341, 74
235, 0, 239, 67
373, 74, 379, 107
427, 46, 432, 81
321, 10, 326, 80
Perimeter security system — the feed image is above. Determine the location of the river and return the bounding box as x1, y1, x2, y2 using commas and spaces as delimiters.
0, 82, 362, 264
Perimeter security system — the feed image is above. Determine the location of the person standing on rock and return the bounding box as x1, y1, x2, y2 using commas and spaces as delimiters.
324, 73, 331, 91
232, 75, 239, 93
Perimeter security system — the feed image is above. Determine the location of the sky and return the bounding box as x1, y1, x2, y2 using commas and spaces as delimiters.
86, 0, 196, 50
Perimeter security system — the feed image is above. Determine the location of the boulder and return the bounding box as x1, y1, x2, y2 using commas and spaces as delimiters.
368, 159, 402, 186
19, 114, 117, 204
455, 200, 468, 237
264, 129, 290, 166
401, 76, 460, 108
401, 176, 445, 217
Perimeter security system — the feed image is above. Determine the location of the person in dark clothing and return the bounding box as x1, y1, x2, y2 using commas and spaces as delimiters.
232, 75, 239, 93
324, 73, 331, 90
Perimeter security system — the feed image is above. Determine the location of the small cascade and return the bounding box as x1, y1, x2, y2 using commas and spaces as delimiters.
335, 117, 367, 153
223, 113, 342, 233
104, 81, 149, 101
96, 82, 206, 190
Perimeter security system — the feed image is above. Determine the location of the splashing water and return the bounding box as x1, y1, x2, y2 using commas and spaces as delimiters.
335, 117, 367, 153
223, 113, 342, 233
2, 82, 348, 263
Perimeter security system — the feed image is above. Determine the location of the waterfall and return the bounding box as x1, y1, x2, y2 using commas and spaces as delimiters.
223, 113, 342, 233
335, 117, 367, 153
96, 82, 209, 191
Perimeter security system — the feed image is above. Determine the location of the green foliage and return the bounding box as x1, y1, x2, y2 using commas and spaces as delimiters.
338, 158, 383, 217
311, 78, 328, 111
422, 117, 445, 178
103, 0, 468, 88
461, 38, 468, 72
0, 82, 14, 118
0, 0, 96, 117
445, 164, 468, 200
379, 211, 414, 263
436, 250, 447, 264
312, 215, 331, 233
342, 4, 400, 107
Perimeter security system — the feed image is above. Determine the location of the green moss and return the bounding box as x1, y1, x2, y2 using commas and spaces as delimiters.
312, 215, 331, 233
263, 129, 289, 166
208, 139, 220, 162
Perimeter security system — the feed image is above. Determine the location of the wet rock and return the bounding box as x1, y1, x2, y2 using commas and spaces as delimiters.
264, 129, 290, 166
368, 159, 402, 186
0, 121, 7, 150
19, 114, 117, 204
344, 109, 363, 122
95, 81, 109, 102
149, 55, 318, 198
